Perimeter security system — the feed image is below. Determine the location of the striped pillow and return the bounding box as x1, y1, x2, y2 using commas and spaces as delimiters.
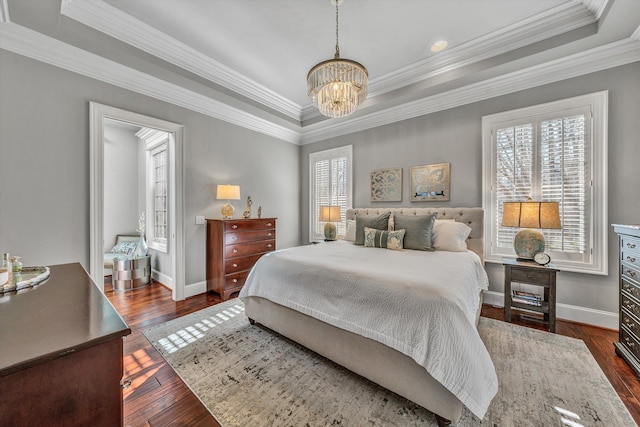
363, 227, 405, 250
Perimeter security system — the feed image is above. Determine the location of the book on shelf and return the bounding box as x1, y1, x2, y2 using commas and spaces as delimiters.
511, 290, 543, 306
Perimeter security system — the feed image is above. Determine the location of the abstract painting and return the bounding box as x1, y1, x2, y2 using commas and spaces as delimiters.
370, 168, 402, 202
410, 163, 450, 202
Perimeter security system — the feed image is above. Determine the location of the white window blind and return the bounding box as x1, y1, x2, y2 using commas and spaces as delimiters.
152, 146, 168, 242
483, 92, 607, 274
309, 145, 352, 242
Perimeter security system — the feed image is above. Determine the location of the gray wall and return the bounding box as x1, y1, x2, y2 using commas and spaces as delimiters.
0, 50, 300, 287
104, 123, 139, 253
301, 61, 640, 317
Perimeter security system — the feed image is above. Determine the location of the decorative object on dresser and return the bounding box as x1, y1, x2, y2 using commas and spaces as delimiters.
242, 195, 252, 218
319, 206, 341, 241
409, 162, 450, 201
216, 184, 241, 219
501, 198, 562, 260
370, 167, 402, 202
503, 257, 559, 332
612, 224, 640, 379
206, 218, 276, 300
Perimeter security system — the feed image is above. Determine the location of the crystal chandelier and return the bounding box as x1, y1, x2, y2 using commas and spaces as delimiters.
307, 0, 368, 118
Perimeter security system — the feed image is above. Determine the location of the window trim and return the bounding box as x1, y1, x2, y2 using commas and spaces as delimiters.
482, 91, 608, 275
309, 145, 353, 243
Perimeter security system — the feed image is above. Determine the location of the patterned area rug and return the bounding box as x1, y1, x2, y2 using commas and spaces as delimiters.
142, 300, 635, 427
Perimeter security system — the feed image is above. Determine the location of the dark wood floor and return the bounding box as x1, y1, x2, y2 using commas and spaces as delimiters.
105, 279, 640, 426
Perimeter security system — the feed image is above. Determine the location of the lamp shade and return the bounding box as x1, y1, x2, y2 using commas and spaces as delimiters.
501, 200, 561, 229
319, 206, 342, 222
216, 184, 241, 200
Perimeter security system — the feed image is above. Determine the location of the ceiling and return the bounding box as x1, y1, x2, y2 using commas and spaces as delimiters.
2, 0, 639, 144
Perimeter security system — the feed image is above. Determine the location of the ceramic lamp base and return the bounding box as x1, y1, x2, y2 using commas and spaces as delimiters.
221, 202, 235, 219
514, 228, 545, 259
324, 222, 337, 241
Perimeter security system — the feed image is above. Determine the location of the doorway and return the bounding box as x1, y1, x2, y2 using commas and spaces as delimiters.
89, 102, 185, 300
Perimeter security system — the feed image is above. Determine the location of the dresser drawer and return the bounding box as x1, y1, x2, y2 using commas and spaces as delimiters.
623, 279, 640, 300
225, 253, 265, 273
225, 229, 276, 245
225, 270, 250, 290
621, 309, 640, 341
225, 240, 275, 258
225, 219, 276, 232
510, 268, 551, 286
622, 262, 640, 284
621, 248, 640, 270
621, 235, 640, 253
622, 292, 640, 320
620, 327, 640, 362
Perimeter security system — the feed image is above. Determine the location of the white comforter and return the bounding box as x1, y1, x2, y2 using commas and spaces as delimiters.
239, 241, 498, 418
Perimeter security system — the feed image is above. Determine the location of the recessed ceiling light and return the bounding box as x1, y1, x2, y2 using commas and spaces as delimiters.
430, 40, 448, 52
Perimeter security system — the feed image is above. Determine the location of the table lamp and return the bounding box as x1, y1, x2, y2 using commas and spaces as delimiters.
216, 184, 241, 219
319, 206, 341, 241
501, 197, 561, 260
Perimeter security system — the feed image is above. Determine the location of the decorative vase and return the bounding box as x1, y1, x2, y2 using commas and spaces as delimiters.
137, 233, 148, 257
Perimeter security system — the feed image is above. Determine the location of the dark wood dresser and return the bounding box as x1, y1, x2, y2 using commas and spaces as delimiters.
0, 263, 131, 426
206, 218, 276, 300
613, 224, 640, 379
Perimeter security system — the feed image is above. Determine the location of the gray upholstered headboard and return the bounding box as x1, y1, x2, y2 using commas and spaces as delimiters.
346, 207, 485, 263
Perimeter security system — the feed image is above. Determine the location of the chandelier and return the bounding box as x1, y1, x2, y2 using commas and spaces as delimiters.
307, 0, 368, 118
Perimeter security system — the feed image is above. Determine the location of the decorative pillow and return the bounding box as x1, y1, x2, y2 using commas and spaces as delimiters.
344, 220, 356, 242
354, 212, 391, 245
110, 241, 138, 255
393, 213, 437, 251
364, 227, 405, 250
433, 221, 472, 252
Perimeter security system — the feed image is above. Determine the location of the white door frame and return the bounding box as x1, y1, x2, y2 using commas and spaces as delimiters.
89, 102, 185, 301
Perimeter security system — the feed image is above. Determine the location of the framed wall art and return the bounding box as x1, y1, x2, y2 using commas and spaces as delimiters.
410, 163, 450, 202
370, 168, 402, 202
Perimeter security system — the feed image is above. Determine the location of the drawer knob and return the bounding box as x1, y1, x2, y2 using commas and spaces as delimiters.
626, 269, 637, 277
231, 236, 237, 240
625, 337, 635, 348
628, 256, 637, 263
232, 278, 238, 283
232, 224, 238, 229
233, 249, 238, 253
267, 223, 273, 227
627, 242, 637, 249
267, 232, 273, 237
624, 319, 635, 328
267, 244, 273, 248
232, 263, 238, 268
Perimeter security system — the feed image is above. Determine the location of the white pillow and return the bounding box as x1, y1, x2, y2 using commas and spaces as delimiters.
433, 221, 472, 251
344, 219, 356, 242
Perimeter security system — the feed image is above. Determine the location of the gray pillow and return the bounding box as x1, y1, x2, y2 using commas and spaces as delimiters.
354, 212, 391, 245
393, 213, 437, 251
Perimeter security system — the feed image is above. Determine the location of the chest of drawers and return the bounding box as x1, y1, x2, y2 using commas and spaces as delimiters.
206, 218, 276, 300
613, 224, 640, 379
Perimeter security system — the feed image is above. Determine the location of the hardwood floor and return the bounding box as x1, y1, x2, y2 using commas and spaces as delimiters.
106, 279, 640, 426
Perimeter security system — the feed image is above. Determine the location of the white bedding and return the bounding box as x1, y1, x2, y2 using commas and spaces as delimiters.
239, 241, 498, 418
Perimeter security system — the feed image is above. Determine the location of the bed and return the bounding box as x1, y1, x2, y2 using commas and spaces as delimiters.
239, 207, 498, 426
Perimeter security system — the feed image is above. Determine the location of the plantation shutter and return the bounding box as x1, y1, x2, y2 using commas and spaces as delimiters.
309, 146, 352, 241
493, 108, 590, 256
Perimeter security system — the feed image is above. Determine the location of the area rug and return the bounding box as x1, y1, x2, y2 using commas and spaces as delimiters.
142, 300, 636, 427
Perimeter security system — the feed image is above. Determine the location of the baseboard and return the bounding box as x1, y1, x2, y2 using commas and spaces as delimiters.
185, 280, 206, 298
483, 290, 619, 330
152, 269, 173, 289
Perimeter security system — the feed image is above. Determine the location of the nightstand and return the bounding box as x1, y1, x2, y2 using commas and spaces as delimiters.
503, 258, 559, 332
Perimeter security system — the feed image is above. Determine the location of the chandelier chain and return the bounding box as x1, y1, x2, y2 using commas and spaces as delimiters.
334, 1, 340, 59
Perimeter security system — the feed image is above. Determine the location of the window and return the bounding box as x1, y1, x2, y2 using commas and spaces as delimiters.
482, 91, 608, 274
309, 145, 352, 242
137, 128, 171, 253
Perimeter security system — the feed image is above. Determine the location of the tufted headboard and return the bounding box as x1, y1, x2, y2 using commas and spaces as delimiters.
346, 207, 485, 264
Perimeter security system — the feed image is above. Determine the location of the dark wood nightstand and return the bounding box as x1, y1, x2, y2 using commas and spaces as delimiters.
503, 258, 559, 332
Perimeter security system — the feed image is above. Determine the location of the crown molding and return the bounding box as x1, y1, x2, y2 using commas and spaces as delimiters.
60, 0, 303, 121
366, 1, 597, 100
0, 21, 302, 145
300, 37, 640, 145
1, 5, 637, 148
